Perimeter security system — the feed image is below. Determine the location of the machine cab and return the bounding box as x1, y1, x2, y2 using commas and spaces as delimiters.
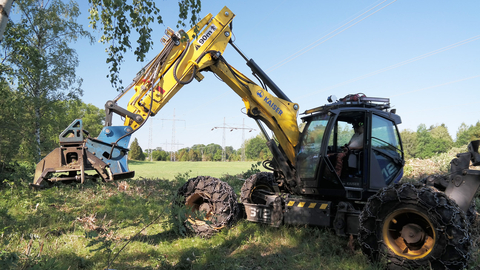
296, 95, 404, 199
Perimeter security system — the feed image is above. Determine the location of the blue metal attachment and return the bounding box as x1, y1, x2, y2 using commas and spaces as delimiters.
86, 126, 133, 176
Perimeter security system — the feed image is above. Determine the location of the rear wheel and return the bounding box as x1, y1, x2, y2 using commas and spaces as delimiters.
359, 183, 471, 269
240, 172, 275, 204
176, 176, 238, 238
422, 174, 478, 226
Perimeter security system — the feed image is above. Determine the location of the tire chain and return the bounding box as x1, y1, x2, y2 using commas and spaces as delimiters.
358, 182, 472, 270
177, 176, 239, 237
421, 173, 479, 227
240, 172, 276, 204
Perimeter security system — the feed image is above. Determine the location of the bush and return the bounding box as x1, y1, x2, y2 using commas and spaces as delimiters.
0, 161, 35, 188
403, 145, 469, 180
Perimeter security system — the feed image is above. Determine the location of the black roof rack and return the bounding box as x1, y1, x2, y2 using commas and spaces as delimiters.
301, 94, 391, 115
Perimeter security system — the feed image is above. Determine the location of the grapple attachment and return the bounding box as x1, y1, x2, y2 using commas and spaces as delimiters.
444, 140, 480, 212
31, 119, 135, 187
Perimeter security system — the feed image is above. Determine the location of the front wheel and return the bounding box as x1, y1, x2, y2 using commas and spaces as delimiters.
359, 183, 471, 269
240, 172, 276, 204
176, 176, 239, 238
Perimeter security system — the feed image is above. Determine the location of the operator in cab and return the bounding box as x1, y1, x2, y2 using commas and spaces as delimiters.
335, 121, 364, 176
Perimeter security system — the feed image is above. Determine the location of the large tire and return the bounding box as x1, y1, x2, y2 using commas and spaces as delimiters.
422, 174, 478, 226
359, 183, 471, 270
466, 199, 478, 228
240, 172, 275, 204
177, 176, 239, 238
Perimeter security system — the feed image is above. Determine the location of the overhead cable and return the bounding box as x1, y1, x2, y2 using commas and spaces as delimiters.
266, 0, 397, 73
297, 35, 480, 100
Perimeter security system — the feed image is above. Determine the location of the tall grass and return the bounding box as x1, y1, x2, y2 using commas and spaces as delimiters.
0, 173, 378, 269
1, 157, 479, 269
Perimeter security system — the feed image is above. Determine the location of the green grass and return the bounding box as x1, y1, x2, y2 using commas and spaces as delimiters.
0, 178, 381, 270
129, 161, 265, 180
1, 161, 479, 269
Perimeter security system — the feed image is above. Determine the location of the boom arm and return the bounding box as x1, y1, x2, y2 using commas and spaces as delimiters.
120, 6, 300, 165
32, 6, 300, 187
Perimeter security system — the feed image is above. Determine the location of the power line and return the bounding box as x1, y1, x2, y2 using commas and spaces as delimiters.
211, 118, 255, 161
391, 74, 480, 98
297, 35, 480, 101
160, 140, 184, 161
266, 0, 397, 73
232, 119, 256, 161
149, 109, 186, 161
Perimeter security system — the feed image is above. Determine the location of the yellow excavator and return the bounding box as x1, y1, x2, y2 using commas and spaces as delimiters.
32, 7, 480, 269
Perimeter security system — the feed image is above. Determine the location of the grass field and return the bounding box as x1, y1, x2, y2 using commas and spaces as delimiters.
0, 160, 479, 269
128, 161, 265, 180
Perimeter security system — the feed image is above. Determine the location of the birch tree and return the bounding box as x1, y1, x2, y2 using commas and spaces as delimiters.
1, 0, 93, 162
0, 0, 13, 42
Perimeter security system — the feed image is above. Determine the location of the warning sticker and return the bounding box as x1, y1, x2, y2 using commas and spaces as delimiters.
196, 24, 218, 49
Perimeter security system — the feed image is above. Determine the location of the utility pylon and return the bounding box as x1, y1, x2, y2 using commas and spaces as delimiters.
148, 119, 154, 161
149, 109, 185, 161
192, 145, 216, 161
160, 140, 184, 161
230, 119, 255, 161
212, 118, 255, 162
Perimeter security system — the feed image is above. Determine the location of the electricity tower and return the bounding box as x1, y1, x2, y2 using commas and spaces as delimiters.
212, 118, 254, 161
148, 109, 185, 161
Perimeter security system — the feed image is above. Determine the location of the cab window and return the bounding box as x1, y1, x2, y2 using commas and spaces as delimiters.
297, 114, 329, 179
371, 114, 403, 185
371, 115, 402, 158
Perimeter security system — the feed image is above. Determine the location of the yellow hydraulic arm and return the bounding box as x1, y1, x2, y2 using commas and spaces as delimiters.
117, 6, 300, 165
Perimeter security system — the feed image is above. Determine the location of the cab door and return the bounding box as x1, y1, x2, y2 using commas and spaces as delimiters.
319, 111, 367, 190
368, 114, 404, 189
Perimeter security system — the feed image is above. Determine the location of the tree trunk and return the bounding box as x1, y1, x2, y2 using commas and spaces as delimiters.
0, 0, 14, 43
34, 105, 41, 162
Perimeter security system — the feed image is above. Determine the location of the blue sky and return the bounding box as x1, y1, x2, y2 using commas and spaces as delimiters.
72, 0, 480, 152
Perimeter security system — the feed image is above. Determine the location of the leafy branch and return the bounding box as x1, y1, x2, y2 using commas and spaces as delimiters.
87, 0, 202, 91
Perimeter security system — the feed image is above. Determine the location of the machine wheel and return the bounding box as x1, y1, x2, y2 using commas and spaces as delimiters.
240, 172, 275, 204
466, 199, 478, 227
422, 174, 478, 226
358, 183, 471, 270
176, 176, 239, 238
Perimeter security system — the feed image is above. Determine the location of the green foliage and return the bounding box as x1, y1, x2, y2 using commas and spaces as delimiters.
242, 161, 262, 179
401, 122, 480, 160
1, 0, 93, 162
400, 129, 418, 159
87, 0, 202, 90
455, 121, 480, 147
337, 125, 353, 146
430, 123, 453, 150
245, 134, 272, 161
0, 82, 22, 163
163, 171, 193, 237
174, 143, 241, 162
402, 145, 469, 180
412, 124, 454, 159
0, 161, 35, 187
128, 138, 145, 160
151, 149, 169, 161
163, 193, 189, 237
59, 100, 105, 137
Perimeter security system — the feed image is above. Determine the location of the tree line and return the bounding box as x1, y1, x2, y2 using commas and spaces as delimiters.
401, 122, 480, 159
129, 122, 480, 162
128, 134, 274, 162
